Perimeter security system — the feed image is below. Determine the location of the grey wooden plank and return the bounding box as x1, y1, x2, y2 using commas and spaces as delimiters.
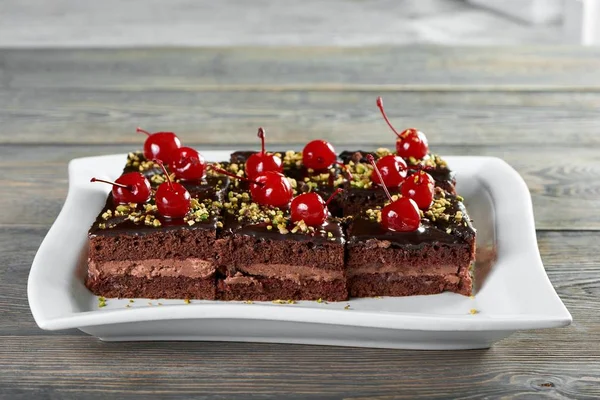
1, 144, 598, 230
1, 90, 600, 146
2, 47, 600, 89
1, 227, 598, 398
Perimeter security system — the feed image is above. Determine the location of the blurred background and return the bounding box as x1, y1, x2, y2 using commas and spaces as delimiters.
1, 0, 598, 47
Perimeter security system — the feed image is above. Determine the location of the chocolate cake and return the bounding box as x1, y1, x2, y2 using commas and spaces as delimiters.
346, 191, 475, 297
86, 162, 228, 299
86, 126, 476, 302
215, 189, 347, 301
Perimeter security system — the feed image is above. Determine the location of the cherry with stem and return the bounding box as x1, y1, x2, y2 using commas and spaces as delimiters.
153, 159, 191, 219
367, 154, 420, 232
210, 165, 292, 208
376, 97, 429, 160
245, 127, 283, 180
137, 127, 182, 164
90, 172, 151, 204
290, 188, 343, 226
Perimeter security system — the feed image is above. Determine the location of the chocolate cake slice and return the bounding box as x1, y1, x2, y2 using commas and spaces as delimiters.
215, 189, 347, 301
346, 192, 475, 297
86, 175, 228, 300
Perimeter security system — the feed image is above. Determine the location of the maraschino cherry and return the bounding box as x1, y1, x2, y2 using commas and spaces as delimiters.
137, 127, 182, 164
367, 155, 420, 232
90, 172, 151, 204
302, 140, 337, 171
154, 160, 191, 219
376, 97, 429, 159
401, 170, 435, 210
370, 154, 408, 188
170, 147, 206, 181
211, 167, 293, 208
290, 188, 343, 226
245, 127, 283, 180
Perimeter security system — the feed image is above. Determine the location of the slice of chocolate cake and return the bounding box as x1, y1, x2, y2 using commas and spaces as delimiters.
215, 189, 347, 302
346, 192, 475, 297
86, 174, 228, 300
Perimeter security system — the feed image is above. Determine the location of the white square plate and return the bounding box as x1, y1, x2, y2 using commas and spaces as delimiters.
28, 152, 571, 349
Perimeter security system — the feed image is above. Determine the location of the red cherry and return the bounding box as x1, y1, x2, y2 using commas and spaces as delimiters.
367, 154, 420, 232
210, 166, 293, 208
245, 127, 283, 180
401, 171, 435, 210
302, 140, 337, 170
90, 172, 151, 204
154, 160, 191, 219
370, 154, 407, 188
396, 129, 429, 160
376, 97, 429, 159
381, 198, 421, 232
170, 147, 206, 181
137, 127, 182, 164
250, 171, 293, 208
290, 188, 343, 226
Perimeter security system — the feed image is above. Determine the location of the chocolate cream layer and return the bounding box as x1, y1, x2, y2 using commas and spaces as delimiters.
88, 258, 216, 280
348, 264, 461, 277
227, 264, 344, 284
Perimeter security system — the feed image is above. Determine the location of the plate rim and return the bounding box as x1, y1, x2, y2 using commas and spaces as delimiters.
27, 153, 573, 333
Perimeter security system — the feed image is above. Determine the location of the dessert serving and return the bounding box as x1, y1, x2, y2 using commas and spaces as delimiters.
86, 97, 476, 302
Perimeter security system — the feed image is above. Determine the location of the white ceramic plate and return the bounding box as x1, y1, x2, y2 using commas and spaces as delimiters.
28, 152, 571, 349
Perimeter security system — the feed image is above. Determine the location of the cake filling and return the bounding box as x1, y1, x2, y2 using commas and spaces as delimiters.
88, 258, 215, 279
348, 264, 460, 276
233, 264, 344, 283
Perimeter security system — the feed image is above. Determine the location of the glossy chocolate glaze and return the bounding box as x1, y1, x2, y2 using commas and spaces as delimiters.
221, 212, 345, 245
339, 150, 455, 190
89, 176, 228, 237
347, 195, 475, 248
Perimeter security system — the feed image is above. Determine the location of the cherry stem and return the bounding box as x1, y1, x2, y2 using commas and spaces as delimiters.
324, 188, 343, 207
257, 127, 266, 155
90, 177, 133, 192
335, 162, 353, 181
136, 127, 152, 137
153, 159, 173, 189
367, 155, 393, 202
376, 96, 401, 138
209, 165, 265, 187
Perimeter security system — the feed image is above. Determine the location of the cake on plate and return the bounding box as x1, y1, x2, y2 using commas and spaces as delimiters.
85, 98, 476, 301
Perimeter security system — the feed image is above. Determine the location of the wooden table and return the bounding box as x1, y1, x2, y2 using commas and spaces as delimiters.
2, 47, 600, 399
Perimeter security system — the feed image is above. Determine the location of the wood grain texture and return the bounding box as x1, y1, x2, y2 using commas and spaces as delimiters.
2, 47, 599, 399
1, 144, 599, 230
2, 90, 600, 146
3, 47, 600, 90
1, 228, 599, 399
